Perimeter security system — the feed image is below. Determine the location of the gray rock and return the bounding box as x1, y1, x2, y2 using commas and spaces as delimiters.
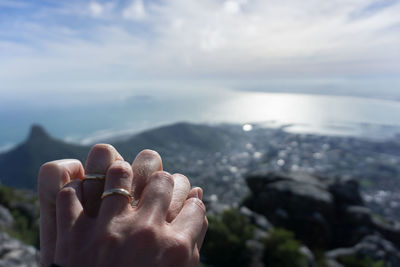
240, 206, 272, 230
11, 203, 37, 226
325, 259, 344, 267
371, 217, 400, 246
300, 245, 315, 267
244, 170, 400, 264
331, 205, 375, 246
326, 247, 359, 259
245, 172, 335, 247
246, 239, 265, 267
245, 173, 334, 217
326, 234, 400, 266
204, 199, 232, 216
344, 206, 372, 223
0, 205, 14, 229
328, 176, 363, 206
0, 232, 38, 267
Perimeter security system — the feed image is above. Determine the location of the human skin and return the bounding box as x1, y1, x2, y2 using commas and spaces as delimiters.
54, 162, 206, 267
38, 144, 207, 267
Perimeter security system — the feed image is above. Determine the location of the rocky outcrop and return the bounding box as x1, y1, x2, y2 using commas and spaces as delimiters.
244, 172, 400, 251
245, 173, 337, 247
0, 205, 13, 229
326, 234, 400, 267
0, 186, 39, 266
0, 232, 38, 267
239, 206, 272, 231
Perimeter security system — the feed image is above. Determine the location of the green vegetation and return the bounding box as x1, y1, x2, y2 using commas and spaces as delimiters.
7, 209, 39, 246
201, 209, 255, 266
0, 184, 15, 207
200, 208, 384, 267
0, 184, 39, 247
262, 228, 308, 267
371, 212, 389, 224
313, 249, 329, 267
359, 179, 372, 188
337, 255, 384, 267
312, 249, 384, 267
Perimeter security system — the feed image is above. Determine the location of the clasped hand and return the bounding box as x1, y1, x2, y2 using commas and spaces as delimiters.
38, 144, 207, 267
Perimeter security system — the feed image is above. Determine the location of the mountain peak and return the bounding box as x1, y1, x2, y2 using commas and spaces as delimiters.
27, 125, 51, 141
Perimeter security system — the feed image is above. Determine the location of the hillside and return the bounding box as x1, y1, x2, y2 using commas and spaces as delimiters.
0, 125, 88, 189
112, 122, 242, 162
0, 122, 243, 190
2, 122, 400, 266
1, 122, 400, 221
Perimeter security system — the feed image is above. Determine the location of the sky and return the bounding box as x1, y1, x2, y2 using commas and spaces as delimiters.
1, 0, 400, 106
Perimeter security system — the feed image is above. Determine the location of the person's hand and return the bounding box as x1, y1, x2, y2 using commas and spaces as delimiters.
54, 160, 207, 266
38, 144, 202, 266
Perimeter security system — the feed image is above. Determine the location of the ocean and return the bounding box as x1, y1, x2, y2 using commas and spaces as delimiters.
1, 90, 400, 151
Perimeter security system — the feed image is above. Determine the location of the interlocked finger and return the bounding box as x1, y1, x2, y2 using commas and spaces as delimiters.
131, 149, 163, 205
100, 160, 134, 219
172, 196, 206, 248
166, 174, 191, 222
38, 159, 84, 267
137, 171, 174, 224
83, 144, 123, 217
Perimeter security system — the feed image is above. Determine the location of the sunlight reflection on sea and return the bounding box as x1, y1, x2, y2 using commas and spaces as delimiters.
1, 91, 400, 150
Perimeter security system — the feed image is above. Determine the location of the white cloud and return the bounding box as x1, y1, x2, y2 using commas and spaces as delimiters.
0, 0, 399, 98
223, 1, 241, 14
89, 2, 104, 17
122, 0, 146, 21
223, 0, 248, 14
87, 1, 115, 18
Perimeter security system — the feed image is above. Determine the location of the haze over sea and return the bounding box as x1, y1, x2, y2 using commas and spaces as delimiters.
2, 88, 400, 152
1, 0, 400, 153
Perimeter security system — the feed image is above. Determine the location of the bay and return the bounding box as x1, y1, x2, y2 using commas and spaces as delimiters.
1, 90, 400, 151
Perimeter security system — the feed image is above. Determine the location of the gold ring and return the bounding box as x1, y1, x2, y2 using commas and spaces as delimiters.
101, 188, 132, 202
83, 173, 106, 181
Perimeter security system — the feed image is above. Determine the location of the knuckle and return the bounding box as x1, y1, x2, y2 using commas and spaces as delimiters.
38, 162, 59, 180
187, 198, 206, 213
176, 234, 192, 251
151, 171, 174, 187
38, 161, 72, 187
86, 144, 122, 169
38, 161, 67, 201
89, 144, 114, 159
133, 223, 158, 243
57, 186, 76, 203
108, 162, 132, 178
138, 149, 161, 160
166, 234, 192, 261
91, 143, 116, 153
172, 173, 190, 187
96, 229, 122, 246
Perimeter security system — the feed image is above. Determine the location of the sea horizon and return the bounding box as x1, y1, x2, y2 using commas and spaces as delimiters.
2, 90, 400, 152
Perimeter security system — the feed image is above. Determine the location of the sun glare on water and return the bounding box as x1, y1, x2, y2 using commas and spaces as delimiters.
242, 124, 253, 131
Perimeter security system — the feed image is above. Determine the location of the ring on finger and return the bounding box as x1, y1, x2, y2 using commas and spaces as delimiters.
101, 188, 132, 202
